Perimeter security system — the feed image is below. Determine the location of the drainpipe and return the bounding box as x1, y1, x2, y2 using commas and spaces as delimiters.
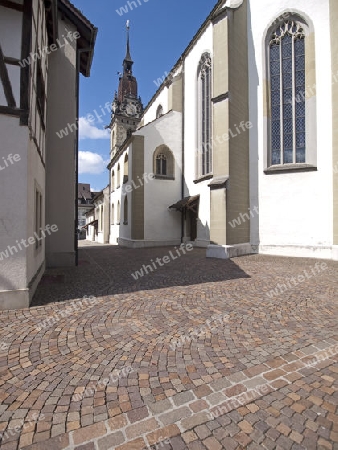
181, 58, 185, 244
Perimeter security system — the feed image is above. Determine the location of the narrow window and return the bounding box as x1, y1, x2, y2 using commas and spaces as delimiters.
156, 153, 167, 176
123, 196, 128, 225
198, 53, 212, 176
123, 154, 129, 184
270, 20, 306, 165
111, 170, 115, 191
117, 164, 120, 188
117, 201, 120, 224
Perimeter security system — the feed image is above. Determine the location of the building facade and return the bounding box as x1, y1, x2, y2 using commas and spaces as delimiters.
108, 0, 338, 261
0, 0, 96, 309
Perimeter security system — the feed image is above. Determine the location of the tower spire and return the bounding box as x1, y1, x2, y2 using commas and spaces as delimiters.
125, 20, 132, 61
123, 20, 133, 74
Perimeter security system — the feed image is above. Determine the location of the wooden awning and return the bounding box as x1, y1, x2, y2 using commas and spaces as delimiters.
169, 195, 199, 213
82, 219, 98, 229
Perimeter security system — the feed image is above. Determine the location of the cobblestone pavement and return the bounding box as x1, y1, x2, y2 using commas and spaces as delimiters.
0, 241, 337, 449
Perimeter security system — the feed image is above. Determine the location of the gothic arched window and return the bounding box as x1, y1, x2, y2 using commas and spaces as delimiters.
198, 53, 212, 177
153, 145, 174, 179
269, 20, 306, 165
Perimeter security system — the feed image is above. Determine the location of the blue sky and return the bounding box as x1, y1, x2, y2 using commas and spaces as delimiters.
75, 0, 216, 192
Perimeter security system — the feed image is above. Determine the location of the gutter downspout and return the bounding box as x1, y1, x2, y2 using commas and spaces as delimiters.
181, 58, 185, 244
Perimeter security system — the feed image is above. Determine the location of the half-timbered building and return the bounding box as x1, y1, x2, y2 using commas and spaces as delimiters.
0, 0, 97, 309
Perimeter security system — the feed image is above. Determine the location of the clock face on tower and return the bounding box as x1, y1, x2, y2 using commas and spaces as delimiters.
126, 103, 137, 116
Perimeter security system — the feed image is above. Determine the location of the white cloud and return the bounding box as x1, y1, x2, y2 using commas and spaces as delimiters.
79, 117, 110, 140
79, 151, 109, 174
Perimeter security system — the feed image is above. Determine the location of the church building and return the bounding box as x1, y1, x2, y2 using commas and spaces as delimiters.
107, 0, 338, 261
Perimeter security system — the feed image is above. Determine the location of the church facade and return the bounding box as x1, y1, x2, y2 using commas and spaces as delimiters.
106, 0, 338, 261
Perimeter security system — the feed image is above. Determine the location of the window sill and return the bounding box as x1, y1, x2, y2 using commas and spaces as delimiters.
116, 222, 120, 225
123, 222, 128, 225
193, 174, 213, 184
154, 175, 175, 180
264, 164, 317, 174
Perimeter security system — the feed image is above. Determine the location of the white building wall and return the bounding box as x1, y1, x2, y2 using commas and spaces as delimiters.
183, 24, 213, 247
143, 86, 170, 126
110, 148, 132, 244
0, 116, 29, 309
248, 0, 334, 258
137, 111, 182, 244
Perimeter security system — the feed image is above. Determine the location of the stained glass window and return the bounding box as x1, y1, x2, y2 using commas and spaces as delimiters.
270, 21, 306, 165
199, 54, 212, 176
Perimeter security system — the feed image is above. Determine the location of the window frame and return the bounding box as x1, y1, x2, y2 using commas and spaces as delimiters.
153, 145, 175, 180
197, 52, 213, 179
264, 14, 317, 174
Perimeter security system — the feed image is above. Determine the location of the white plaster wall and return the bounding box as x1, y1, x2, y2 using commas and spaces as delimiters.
45, 18, 77, 266
110, 147, 131, 243
0, 116, 29, 297
183, 24, 213, 245
143, 86, 170, 126
136, 111, 182, 243
248, 0, 333, 252
26, 138, 46, 286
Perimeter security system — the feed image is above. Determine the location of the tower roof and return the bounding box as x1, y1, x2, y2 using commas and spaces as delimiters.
118, 21, 137, 102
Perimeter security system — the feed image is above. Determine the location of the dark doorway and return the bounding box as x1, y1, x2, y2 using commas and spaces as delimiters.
189, 210, 198, 241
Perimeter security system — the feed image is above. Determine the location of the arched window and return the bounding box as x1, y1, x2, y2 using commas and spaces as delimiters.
111, 203, 115, 225
111, 170, 115, 191
123, 196, 128, 225
117, 164, 121, 188
117, 201, 120, 224
156, 105, 163, 118
269, 20, 306, 165
156, 153, 167, 176
153, 145, 174, 179
123, 154, 129, 184
198, 53, 212, 177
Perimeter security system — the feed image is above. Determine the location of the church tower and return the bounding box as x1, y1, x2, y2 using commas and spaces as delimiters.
109, 22, 143, 158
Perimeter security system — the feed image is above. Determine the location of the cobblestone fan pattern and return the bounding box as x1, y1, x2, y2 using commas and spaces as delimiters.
0, 243, 337, 449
